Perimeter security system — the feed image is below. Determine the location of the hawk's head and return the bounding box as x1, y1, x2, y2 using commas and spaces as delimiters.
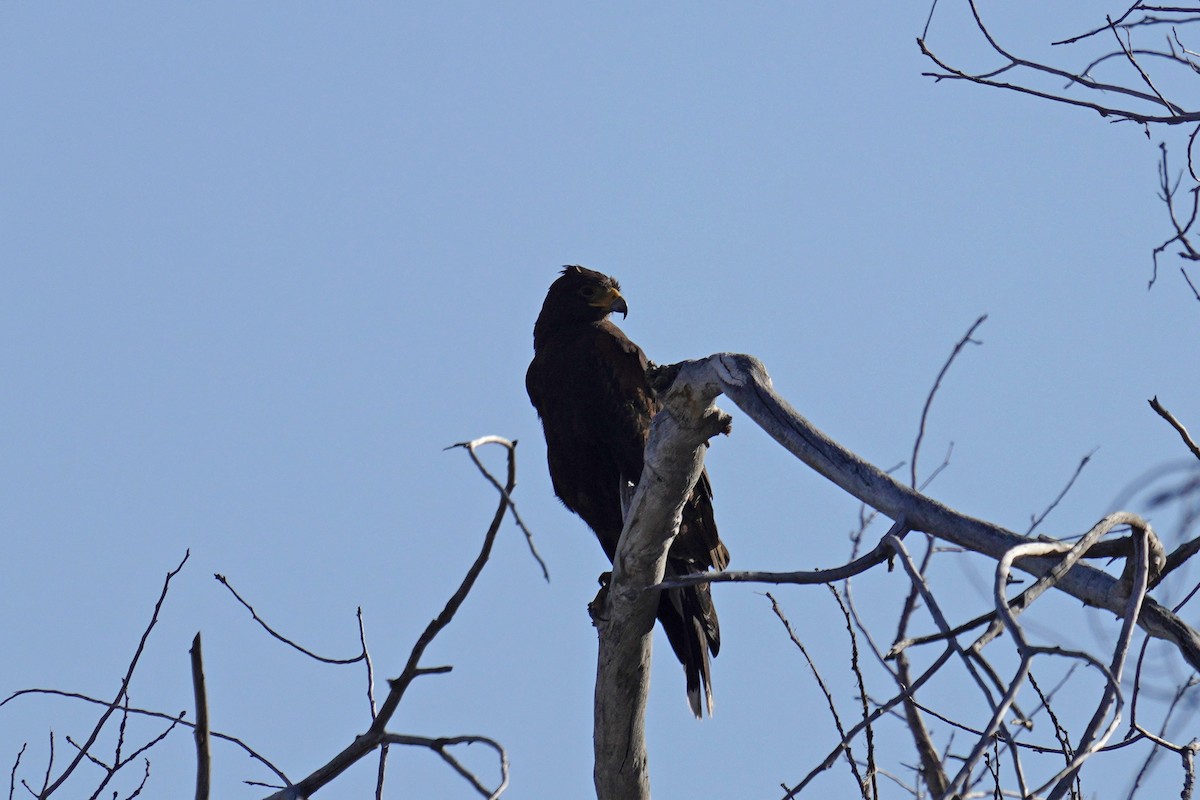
535, 265, 628, 332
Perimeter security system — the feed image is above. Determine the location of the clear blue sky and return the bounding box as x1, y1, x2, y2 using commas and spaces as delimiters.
3, 3, 1198, 798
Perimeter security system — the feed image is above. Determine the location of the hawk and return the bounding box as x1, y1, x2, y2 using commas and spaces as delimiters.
526, 265, 729, 717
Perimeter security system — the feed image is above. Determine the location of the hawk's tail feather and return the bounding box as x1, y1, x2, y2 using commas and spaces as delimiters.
659, 562, 721, 718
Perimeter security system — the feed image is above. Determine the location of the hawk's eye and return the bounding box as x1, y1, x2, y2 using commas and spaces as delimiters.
579, 285, 598, 298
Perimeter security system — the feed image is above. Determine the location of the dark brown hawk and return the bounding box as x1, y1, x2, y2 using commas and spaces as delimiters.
526, 265, 730, 717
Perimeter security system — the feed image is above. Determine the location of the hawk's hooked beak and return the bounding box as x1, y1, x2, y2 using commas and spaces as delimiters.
609, 293, 628, 318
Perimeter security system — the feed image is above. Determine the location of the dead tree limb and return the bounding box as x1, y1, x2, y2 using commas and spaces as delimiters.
651, 353, 1200, 668
592, 377, 731, 800
601, 352, 1200, 799
617, 353, 1200, 798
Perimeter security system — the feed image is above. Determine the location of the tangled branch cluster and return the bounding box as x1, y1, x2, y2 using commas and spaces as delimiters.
921, 1, 1200, 296
774, 512, 1198, 799
3, 437, 531, 800
647, 323, 1200, 799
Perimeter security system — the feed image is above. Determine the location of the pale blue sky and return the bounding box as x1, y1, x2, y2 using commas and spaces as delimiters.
3, 3, 1198, 798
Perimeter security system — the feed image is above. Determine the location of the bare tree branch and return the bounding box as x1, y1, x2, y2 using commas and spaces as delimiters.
30, 552, 190, 798
649, 353, 1200, 668
911, 314, 987, 489
2, 689, 287, 787
215, 575, 365, 665
625, 353, 1200, 799
1046, 520, 1152, 798
355, 608, 387, 800
592, 377, 731, 800
1028, 451, 1096, 536
920, 0, 1198, 121
379, 734, 509, 799
262, 436, 521, 800
1150, 396, 1200, 461
447, 435, 549, 582
767, 594, 869, 798
828, 587, 877, 799
920, 2, 1200, 279
189, 634, 210, 800
6, 436, 532, 799
660, 518, 911, 589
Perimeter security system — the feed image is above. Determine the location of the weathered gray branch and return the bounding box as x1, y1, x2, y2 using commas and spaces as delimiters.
662, 353, 1200, 667
592, 377, 731, 800
595, 352, 1200, 797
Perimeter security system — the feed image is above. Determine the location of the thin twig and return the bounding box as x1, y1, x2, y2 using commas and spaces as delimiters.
1106, 15, 1183, 114
894, 651, 949, 797
828, 587, 877, 799
767, 593, 868, 798
1028, 451, 1096, 535
214, 575, 365, 665
356, 608, 387, 800
39, 552, 190, 798
38, 731, 53, 796
1182, 266, 1200, 301
380, 734, 509, 800
782, 638, 958, 797
1152, 142, 1200, 285
660, 518, 911, 589
1054, 1, 1154, 46
1026, 669, 1078, 773
921, 0, 1196, 118
1150, 396, 1200, 461
8, 743, 26, 800
1127, 669, 1196, 797
911, 315, 987, 489
448, 436, 549, 582
120, 759, 150, 800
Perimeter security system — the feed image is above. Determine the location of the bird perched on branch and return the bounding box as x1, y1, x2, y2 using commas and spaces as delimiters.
525, 265, 729, 717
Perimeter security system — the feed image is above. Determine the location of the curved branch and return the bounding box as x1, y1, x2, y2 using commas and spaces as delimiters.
656, 354, 1200, 667
215, 574, 366, 665
380, 734, 509, 799
660, 517, 911, 588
